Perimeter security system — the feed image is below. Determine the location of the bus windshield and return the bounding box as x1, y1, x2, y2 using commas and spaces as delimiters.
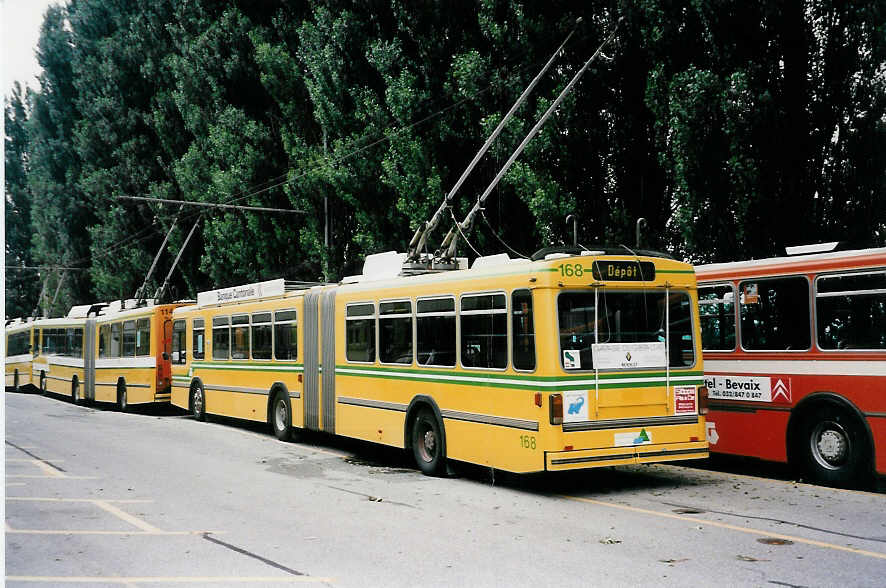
558, 290, 695, 370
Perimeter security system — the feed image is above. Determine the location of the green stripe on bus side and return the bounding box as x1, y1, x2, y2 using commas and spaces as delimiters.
333, 364, 702, 382
336, 367, 702, 392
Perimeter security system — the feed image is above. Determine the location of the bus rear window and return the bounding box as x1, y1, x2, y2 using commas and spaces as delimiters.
816, 271, 886, 350
558, 291, 695, 370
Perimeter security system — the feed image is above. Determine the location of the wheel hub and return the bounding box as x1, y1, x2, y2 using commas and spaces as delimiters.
423, 429, 436, 454
812, 423, 849, 469
276, 401, 286, 430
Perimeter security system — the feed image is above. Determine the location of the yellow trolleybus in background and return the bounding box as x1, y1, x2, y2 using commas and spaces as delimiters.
91, 300, 184, 410
171, 249, 708, 474
25, 300, 184, 409
5, 317, 38, 392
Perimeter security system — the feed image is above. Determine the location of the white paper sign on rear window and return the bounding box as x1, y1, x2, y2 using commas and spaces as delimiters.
591, 342, 666, 370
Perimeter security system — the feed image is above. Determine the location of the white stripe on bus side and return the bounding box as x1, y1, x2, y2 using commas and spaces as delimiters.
705, 359, 886, 377
95, 357, 157, 369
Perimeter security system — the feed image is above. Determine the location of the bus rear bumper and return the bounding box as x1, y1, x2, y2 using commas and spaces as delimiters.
545, 441, 709, 471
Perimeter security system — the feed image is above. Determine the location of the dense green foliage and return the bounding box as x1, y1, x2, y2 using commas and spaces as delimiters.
5, 1, 885, 316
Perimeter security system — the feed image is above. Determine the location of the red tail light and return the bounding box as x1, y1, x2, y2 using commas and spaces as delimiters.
550, 394, 563, 425
698, 386, 709, 415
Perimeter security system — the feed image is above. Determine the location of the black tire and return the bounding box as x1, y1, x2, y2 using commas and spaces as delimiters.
270, 391, 292, 441
71, 377, 82, 405
117, 383, 129, 412
797, 404, 870, 487
191, 383, 206, 422
39, 372, 47, 394
411, 408, 446, 476
14, 370, 20, 393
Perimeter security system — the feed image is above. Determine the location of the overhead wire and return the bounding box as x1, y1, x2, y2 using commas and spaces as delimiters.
38, 26, 581, 278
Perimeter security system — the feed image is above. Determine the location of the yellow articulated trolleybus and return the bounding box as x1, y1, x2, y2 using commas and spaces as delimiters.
28, 300, 184, 408
5, 317, 38, 392
171, 248, 709, 475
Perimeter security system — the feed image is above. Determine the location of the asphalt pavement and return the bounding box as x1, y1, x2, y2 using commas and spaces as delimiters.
5, 391, 886, 587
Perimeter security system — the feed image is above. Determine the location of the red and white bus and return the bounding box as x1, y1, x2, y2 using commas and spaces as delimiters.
696, 245, 886, 487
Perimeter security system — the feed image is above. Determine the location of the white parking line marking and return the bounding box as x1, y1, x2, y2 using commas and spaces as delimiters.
5, 475, 96, 479
31, 460, 66, 478
7, 497, 152, 504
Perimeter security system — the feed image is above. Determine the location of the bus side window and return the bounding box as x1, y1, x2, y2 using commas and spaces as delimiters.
460, 293, 508, 370
98, 324, 110, 358
171, 320, 187, 364
212, 316, 230, 360
346, 303, 375, 363
416, 297, 455, 367
252, 313, 272, 360
379, 300, 412, 365
698, 285, 736, 351
231, 315, 249, 360
740, 277, 811, 351
512, 289, 536, 371
136, 318, 151, 356
111, 323, 123, 357
273, 310, 296, 361
816, 270, 886, 350
192, 319, 205, 360
123, 321, 137, 357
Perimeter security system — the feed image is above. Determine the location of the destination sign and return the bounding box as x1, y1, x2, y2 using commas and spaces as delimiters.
591, 260, 655, 281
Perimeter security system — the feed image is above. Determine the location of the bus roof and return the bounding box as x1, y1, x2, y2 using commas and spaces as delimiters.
184, 250, 693, 310
696, 246, 886, 280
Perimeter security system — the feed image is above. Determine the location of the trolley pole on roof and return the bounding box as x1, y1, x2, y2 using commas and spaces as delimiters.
404, 18, 584, 267
32, 273, 50, 319
153, 217, 201, 303
438, 16, 623, 263
135, 206, 183, 306
48, 269, 67, 317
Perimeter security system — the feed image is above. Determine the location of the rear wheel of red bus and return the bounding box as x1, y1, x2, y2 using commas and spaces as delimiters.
796, 404, 871, 488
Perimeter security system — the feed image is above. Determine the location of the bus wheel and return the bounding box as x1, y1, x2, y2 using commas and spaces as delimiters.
271, 391, 292, 441
39, 372, 46, 394
14, 370, 20, 393
71, 377, 81, 405
191, 384, 206, 422
411, 409, 446, 476
799, 405, 870, 487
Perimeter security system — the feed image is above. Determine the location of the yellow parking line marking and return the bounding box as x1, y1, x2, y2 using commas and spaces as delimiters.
6, 576, 333, 584
677, 464, 886, 498
92, 500, 163, 533
31, 460, 65, 478
7, 497, 152, 504
561, 494, 886, 560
